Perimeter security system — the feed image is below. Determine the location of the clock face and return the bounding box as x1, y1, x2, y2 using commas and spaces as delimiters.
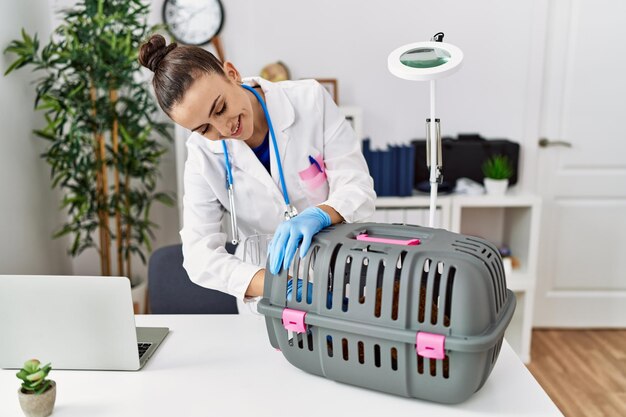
162, 0, 224, 46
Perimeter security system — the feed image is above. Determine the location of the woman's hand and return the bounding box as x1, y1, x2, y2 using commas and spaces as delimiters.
268, 206, 333, 274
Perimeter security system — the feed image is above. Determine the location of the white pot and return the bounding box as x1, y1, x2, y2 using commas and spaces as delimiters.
131, 278, 147, 314
483, 178, 509, 195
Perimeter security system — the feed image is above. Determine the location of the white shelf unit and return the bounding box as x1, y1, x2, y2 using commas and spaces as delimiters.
375, 194, 541, 363
373, 195, 451, 230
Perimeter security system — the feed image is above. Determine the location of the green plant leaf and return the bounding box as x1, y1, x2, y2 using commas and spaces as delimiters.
23, 359, 40, 373
35, 380, 51, 395
16, 370, 29, 381
26, 370, 44, 382
482, 155, 513, 180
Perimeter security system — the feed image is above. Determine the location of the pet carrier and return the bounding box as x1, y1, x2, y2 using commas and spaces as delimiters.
257, 223, 515, 404
258, 33, 515, 404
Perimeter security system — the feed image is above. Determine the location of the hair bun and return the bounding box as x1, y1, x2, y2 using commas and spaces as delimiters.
139, 34, 177, 72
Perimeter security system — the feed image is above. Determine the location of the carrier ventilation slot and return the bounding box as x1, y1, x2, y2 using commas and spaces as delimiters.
492, 259, 505, 308
286, 329, 303, 348
492, 257, 508, 306
374, 344, 381, 367
391, 347, 398, 371
453, 248, 501, 313
328, 341, 401, 370
417, 353, 424, 374
351, 245, 387, 255
293, 248, 302, 302
431, 262, 443, 325
304, 246, 319, 305
418, 259, 430, 323
452, 239, 481, 252
497, 263, 507, 305
359, 258, 368, 304
326, 335, 333, 357
491, 338, 503, 364
358, 341, 365, 364
467, 237, 498, 253
430, 358, 437, 376
444, 267, 456, 327
392, 251, 407, 321
342, 338, 349, 361
338, 340, 401, 369
467, 237, 508, 307
374, 261, 384, 318
416, 354, 450, 378
326, 244, 343, 309
485, 261, 501, 312
342, 256, 352, 312
443, 356, 450, 378
419, 259, 455, 325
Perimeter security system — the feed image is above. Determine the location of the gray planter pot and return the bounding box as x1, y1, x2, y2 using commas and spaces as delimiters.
18, 380, 56, 417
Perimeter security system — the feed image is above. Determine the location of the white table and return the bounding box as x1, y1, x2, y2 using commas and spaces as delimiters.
1, 315, 562, 416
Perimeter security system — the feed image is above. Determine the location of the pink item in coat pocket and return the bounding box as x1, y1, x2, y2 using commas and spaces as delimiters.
298, 154, 327, 191
298, 154, 325, 180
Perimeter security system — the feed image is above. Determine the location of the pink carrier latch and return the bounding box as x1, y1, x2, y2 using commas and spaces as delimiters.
356, 233, 420, 246
282, 308, 307, 333
416, 332, 446, 359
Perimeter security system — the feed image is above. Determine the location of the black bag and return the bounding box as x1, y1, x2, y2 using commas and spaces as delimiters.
412, 134, 520, 190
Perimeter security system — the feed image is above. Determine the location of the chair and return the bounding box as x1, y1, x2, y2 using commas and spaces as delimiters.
148, 243, 238, 314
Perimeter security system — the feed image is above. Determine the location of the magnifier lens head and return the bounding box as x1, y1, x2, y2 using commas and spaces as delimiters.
400, 47, 451, 69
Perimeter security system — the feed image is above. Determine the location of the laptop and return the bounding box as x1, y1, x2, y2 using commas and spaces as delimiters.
0, 275, 169, 371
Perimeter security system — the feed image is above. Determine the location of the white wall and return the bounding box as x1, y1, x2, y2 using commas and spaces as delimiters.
0, 0, 72, 275
214, 0, 537, 143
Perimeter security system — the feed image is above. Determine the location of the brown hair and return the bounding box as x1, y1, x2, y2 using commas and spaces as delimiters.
138, 34, 225, 115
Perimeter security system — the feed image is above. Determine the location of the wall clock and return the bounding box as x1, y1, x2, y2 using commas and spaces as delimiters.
162, 0, 226, 61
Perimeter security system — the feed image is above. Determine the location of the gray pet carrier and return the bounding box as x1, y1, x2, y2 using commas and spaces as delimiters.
257, 223, 516, 404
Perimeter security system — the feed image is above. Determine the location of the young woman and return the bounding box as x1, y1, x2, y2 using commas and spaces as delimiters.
139, 35, 375, 313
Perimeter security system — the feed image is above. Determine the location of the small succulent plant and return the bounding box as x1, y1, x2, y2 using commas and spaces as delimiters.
16, 359, 53, 395
482, 155, 513, 180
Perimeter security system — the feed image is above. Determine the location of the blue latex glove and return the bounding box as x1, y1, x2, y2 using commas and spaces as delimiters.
268, 207, 331, 274
286, 280, 335, 306
286, 279, 313, 303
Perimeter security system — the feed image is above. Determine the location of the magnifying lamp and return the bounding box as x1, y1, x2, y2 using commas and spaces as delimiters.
388, 32, 463, 227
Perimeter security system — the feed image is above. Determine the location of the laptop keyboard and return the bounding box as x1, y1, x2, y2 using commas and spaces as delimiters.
138, 343, 152, 359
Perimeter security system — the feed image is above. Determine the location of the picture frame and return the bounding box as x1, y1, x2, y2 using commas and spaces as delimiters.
315, 78, 338, 104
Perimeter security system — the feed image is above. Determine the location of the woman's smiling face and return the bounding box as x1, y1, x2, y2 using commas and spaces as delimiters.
170, 62, 255, 141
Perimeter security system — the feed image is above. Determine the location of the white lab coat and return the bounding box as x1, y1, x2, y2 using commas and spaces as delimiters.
180, 77, 376, 313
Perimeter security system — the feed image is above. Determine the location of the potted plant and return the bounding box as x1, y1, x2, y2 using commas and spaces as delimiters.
482, 154, 513, 195
16, 359, 56, 417
4, 0, 174, 303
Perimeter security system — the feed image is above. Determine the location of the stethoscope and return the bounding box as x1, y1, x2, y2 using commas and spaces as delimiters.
222, 84, 298, 245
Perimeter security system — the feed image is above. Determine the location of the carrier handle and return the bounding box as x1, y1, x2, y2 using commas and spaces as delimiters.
356, 233, 420, 246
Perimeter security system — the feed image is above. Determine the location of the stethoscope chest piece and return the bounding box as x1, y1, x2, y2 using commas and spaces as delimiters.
284, 205, 298, 220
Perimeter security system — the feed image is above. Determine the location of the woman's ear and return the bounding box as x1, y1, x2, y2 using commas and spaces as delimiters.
223, 61, 241, 83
